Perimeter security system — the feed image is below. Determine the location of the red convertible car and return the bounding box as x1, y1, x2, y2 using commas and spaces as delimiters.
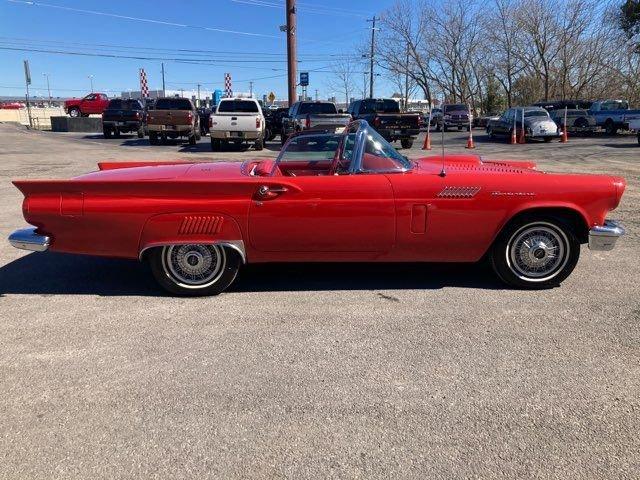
9, 121, 625, 295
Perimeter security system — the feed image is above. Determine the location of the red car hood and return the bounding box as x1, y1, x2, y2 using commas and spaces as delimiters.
414, 155, 538, 174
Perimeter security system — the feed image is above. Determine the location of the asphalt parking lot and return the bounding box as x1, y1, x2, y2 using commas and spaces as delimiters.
1, 123, 638, 478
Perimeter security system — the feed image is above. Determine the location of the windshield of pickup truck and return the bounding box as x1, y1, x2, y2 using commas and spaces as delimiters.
298, 103, 338, 115
524, 110, 549, 118
443, 104, 468, 113
154, 98, 193, 110
106, 99, 141, 110
218, 100, 259, 113
360, 99, 400, 114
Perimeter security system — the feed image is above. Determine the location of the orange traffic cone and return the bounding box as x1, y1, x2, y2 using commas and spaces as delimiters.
466, 129, 475, 149
422, 131, 432, 150
560, 125, 568, 143
510, 128, 517, 144
518, 127, 526, 144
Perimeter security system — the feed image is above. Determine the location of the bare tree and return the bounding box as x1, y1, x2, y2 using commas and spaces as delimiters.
326, 58, 358, 106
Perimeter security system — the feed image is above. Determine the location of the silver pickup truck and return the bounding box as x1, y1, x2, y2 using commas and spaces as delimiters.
281, 101, 351, 145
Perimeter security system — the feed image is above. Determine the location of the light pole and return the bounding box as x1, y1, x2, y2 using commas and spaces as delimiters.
42, 73, 52, 106
88, 75, 94, 93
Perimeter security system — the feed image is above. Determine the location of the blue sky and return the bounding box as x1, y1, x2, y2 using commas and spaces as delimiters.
0, 0, 394, 101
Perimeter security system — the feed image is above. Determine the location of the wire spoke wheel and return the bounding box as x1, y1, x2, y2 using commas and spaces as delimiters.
161, 244, 226, 288
506, 223, 569, 282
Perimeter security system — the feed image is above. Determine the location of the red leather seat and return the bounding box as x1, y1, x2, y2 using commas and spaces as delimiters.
254, 159, 283, 176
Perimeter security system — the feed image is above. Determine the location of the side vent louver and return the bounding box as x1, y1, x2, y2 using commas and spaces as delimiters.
178, 216, 223, 235
437, 186, 481, 198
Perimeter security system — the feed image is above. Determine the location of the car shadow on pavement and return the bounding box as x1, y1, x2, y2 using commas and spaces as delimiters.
0, 253, 502, 296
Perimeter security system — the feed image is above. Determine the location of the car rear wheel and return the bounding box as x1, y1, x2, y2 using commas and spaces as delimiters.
491, 217, 580, 289
604, 119, 617, 135
400, 138, 413, 149
103, 127, 112, 139
149, 244, 241, 296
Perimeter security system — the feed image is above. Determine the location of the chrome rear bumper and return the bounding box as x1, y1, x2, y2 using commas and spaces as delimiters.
8, 227, 50, 252
589, 220, 625, 251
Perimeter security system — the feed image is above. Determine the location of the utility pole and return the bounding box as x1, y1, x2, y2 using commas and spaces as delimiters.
88, 75, 94, 93
286, 0, 297, 106
24, 60, 32, 128
161, 62, 166, 98
367, 15, 376, 98
249, 81, 254, 98
42, 73, 52, 106
315, 89, 318, 101
197, 83, 201, 106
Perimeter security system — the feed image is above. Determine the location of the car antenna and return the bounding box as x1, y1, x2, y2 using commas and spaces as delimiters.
439, 98, 446, 177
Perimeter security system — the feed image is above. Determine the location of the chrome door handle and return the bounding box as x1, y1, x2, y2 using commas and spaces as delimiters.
258, 185, 287, 195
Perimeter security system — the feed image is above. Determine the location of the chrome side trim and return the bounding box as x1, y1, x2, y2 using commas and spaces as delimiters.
589, 220, 625, 251
8, 226, 50, 252
139, 240, 246, 263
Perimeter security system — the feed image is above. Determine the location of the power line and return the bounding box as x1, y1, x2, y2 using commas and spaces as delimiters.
229, 0, 369, 18
5, 0, 281, 38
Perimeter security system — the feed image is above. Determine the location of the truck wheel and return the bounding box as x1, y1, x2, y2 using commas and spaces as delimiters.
400, 138, 413, 149
69, 107, 80, 118
112, 128, 120, 138
605, 119, 617, 135
149, 244, 241, 296
103, 127, 112, 139
254, 138, 264, 151
188, 133, 197, 146
137, 128, 144, 139
211, 138, 221, 151
490, 216, 580, 289
149, 132, 159, 145
264, 127, 272, 143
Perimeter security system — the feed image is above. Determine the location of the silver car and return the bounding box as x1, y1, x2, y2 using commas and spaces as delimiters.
487, 107, 560, 142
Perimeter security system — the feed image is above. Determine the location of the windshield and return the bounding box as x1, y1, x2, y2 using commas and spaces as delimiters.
444, 104, 468, 112
360, 127, 411, 172
360, 99, 400, 114
107, 99, 140, 110
524, 110, 549, 118
218, 100, 259, 113
298, 103, 337, 115
278, 133, 342, 162
155, 98, 192, 110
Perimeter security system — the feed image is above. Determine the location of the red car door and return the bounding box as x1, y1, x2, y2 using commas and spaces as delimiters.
248, 174, 395, 253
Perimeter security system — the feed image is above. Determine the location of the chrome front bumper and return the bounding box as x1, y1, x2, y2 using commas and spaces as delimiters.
589, 220, 625, 251
8, 227, 50, 252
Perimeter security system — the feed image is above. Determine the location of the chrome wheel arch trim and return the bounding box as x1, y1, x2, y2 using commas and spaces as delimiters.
139, 239, 246, 263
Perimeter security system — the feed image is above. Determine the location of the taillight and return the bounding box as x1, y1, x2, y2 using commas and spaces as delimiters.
256, 116, 261, 129
187, 112, 193, 122
374, 116, 381, 127
135, 111, 141, 120
305, 114, 311, 129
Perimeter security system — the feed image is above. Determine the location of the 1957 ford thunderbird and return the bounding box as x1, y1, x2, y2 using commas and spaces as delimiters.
9, 120, 626, 296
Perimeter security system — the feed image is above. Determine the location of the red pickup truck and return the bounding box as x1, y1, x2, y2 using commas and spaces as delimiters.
64, 93, 110, 117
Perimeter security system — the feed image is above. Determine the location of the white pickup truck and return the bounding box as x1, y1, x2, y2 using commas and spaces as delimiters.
209, 98, 265, 151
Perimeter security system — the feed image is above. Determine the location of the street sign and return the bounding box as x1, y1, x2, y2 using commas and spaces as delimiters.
268, 91, 276, 103
299, 72, 309, 87
23, 60, 31, 85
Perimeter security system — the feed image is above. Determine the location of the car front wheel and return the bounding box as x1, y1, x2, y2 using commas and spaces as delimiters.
491, 217, 580, 289
149, 244, 241, 296
69, 107, 80, 118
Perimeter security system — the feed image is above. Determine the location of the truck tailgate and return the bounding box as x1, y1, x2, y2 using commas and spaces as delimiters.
147, 110, 192, 125
376, 113, 420, 129
210, 113, 258, 131
309, 114, 351, 127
